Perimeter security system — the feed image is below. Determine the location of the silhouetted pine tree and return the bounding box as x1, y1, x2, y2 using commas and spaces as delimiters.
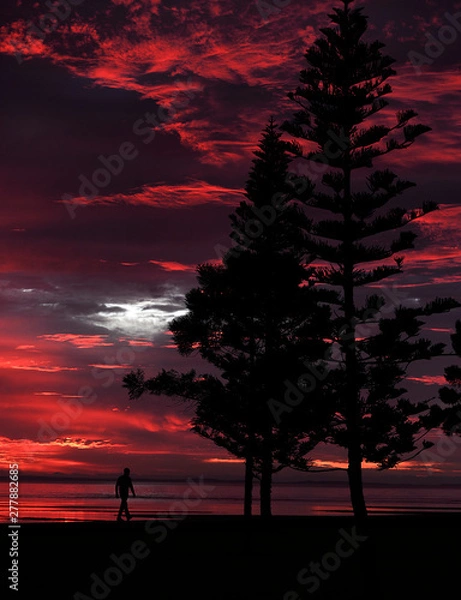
283, 0, 460, 521
124, 120, 335, 517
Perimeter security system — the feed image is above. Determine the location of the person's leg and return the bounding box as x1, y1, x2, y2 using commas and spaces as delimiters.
118, 498, 127, 520
124, 497, 131, 520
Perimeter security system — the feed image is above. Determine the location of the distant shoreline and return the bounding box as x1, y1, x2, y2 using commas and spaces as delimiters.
0, 475, 460, 488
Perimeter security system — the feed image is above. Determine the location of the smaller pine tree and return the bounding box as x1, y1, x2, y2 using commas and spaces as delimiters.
124, 119, 335, 517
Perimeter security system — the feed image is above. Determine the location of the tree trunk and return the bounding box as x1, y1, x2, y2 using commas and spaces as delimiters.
342, 154, 368, 523
347, 440, 368, 522
245, 334, 257, 519
260, 445, 272, 518
244, 454, 253, 518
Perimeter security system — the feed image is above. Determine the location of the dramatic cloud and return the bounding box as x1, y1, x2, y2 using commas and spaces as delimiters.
62, 180, 244, 209
38, 334, 114, 348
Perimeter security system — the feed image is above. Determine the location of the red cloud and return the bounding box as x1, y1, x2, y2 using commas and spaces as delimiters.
2, 0, 454, 169
364, 205, 461, 288
38, 334, 113, 349
0, 0, 325, 164
118, 337, 154, 347
389, 68, 461, 166
5, 362, 79, 373
204, 457, 244, 464
408, 376, 447, 386
149, 260, 196, 272
62, 180, 244, 208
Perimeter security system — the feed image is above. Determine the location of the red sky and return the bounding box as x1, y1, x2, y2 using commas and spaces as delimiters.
1, 0, 461, 483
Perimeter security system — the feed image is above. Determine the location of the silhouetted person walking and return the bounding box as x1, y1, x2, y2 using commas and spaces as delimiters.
115, 467, 136, 521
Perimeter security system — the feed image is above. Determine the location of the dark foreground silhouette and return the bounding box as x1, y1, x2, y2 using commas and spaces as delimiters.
6, 513, 459, 600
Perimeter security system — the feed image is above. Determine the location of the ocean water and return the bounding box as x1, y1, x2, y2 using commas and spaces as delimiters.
2, 480, 460, 522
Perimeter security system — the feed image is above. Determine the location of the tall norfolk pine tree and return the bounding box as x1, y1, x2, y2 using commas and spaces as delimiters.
283, 0, 460, 520
124, 120, 335, 517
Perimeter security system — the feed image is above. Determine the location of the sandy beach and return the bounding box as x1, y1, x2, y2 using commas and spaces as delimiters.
2, 514, 459, 599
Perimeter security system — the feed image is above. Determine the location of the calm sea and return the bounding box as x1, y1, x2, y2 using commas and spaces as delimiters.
2, 480, 460, 522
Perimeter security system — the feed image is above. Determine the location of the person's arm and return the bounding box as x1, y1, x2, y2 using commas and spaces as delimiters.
130, 480, 136, 497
